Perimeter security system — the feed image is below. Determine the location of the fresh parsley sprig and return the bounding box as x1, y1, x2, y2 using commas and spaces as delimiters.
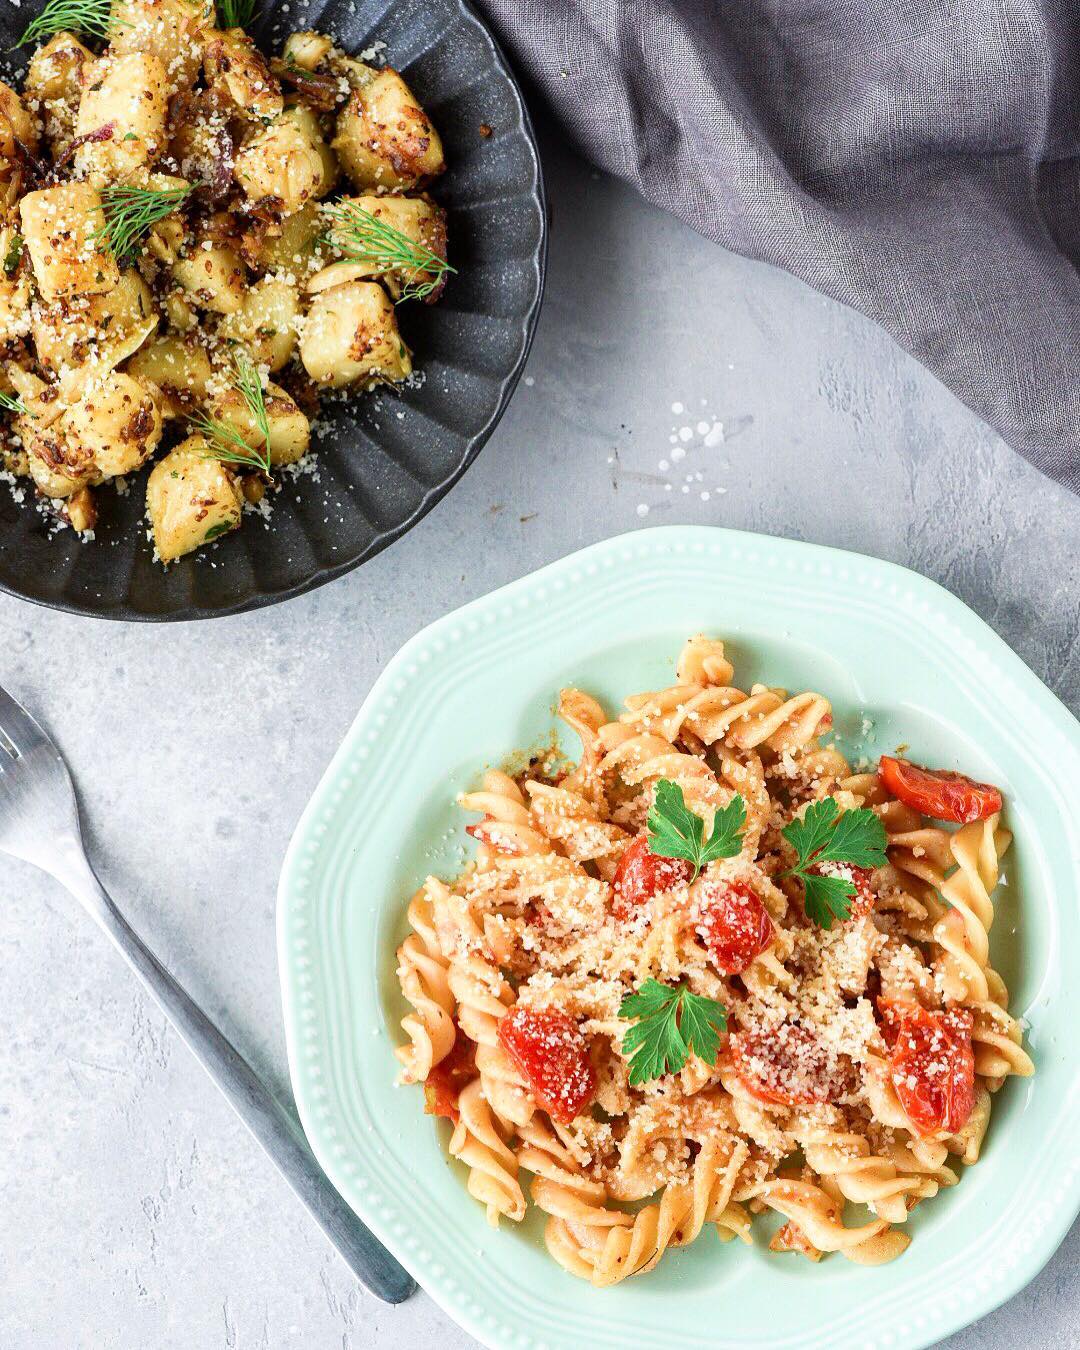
322, 200, 455, 303
646, 779, 746, 882
18, 0, 122, 44
93, 181, 199, 267
618, 979, 727, 1086
191, 350, 273, 476
780, 797, 887, 929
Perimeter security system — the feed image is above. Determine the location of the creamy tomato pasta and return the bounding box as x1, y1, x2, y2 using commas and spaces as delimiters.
395, 636, 1033, 1285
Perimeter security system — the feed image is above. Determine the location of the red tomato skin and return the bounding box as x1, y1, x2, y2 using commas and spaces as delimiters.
423, 1037, 476, 1123
696, 878, 774, 974
729, 1023, 844, 1107
879, 999, 975, 1136
612, 833, 693, 919
878, 756, 1003, 824
497, 1005, 595, 1124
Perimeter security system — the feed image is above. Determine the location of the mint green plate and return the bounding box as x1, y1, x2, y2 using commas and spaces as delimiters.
278, 526, 1080, 1350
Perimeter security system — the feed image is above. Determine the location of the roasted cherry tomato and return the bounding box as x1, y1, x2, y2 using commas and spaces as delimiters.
878, 756, 1002, 824
696, 878, 774, 973
808, 860, 876, 922
879, 998, 975, 1136
423, 1037, 476, 1123
611, 832, 693, 919
729, 1022, 846, 1106
497, 1005, 595, 1124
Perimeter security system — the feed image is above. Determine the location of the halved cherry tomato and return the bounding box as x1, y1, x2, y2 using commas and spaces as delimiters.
423, 1037, 476, 1123
497, 1005, 595, 1124
878, 999, 974, 1136
878, 756, 1002, 824
611, 832, 693, 919
695, 878, 774, 974
808, 860, 875, 922
466, 819, 524, 854
729, 1022, 847, 1106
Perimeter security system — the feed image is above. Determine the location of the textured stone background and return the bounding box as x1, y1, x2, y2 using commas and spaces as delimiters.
1, 136, 1077, 1349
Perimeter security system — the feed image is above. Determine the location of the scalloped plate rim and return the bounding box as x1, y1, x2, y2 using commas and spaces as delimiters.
278, 524, 1080, 1350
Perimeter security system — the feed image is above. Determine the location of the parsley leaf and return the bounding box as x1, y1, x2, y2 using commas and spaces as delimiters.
646, 779, 746, 881
780, 798, 888, 929
618, 979, 727, 1085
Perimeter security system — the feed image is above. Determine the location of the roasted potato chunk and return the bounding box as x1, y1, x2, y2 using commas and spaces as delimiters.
146, 436, 244, 560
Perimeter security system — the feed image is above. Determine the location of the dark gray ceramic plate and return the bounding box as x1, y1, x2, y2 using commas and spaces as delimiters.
0, 0, 546, 620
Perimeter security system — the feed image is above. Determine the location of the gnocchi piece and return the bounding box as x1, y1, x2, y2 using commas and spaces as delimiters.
63, 371, 163, 480
109, 0, 215, 94
207, 378, 310, 466
171, 240, 247, 314
299, 280, 412, 389
31, 269, 158, 398
282, 30, 333, 71
0, 80, 39, 206
19, 184, 120, 302
332, 67, 444, 190
74, 52, 169, 184
322, 193, 448, 300
19, 372, 159, 497
25, 32, 93, 161
234, 104, 335, 213
146, 435, 243, 560
217, 276, 301, 371
124, 334, 213, 416
250, 200, 322, 272
203, 28, 283, 121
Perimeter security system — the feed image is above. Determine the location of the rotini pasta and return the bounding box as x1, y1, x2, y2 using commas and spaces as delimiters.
394, 637, 1034, 1282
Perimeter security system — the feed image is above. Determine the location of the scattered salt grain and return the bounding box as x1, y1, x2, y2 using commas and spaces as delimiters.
636, 503, 649, 517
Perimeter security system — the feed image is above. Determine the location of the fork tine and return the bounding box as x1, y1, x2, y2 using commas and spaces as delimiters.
0, 681, 46, 756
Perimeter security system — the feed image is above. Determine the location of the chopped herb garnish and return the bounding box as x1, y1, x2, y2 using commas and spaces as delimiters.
322, 200, 455, 303
646, 779, 746, 882
203, 521, 234, 542
3, 234, 22, 277
190, 349, 273, 475
18, 0, 124, 44
218, 0, 259, 27
0, 390, 27, 417
618, 979, 727, 1086
780, 797, 888, 929
92, 181, 200, 267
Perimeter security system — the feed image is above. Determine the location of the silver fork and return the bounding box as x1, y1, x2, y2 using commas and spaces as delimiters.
0, 683, 414, 1305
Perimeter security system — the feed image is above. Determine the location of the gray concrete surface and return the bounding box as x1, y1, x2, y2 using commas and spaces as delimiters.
1, 134, 1077, 1350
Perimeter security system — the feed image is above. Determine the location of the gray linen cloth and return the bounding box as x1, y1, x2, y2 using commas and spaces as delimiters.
481, 0, 1080, 492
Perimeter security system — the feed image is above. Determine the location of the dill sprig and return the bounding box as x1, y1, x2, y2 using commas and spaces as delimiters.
322, 201, 455, 303
18, 0, 122, 45
93, 181, 199, 266
0, 390, 27, 417
191, 350, 273, 476
218, 0, 259, 28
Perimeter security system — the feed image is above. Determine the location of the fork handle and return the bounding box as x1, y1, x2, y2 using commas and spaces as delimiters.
59, 846, 415, 1305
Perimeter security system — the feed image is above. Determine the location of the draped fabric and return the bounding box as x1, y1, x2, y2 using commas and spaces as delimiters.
481, 0, 1080, 492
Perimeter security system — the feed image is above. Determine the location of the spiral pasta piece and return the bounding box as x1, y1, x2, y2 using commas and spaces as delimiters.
449, 1079, 526, 1226
524, 780, 631, 879
458, 769, 553, 863
394, 885, 456, 1083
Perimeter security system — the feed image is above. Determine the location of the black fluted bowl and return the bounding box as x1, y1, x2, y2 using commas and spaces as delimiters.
0, 0, 545, 620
